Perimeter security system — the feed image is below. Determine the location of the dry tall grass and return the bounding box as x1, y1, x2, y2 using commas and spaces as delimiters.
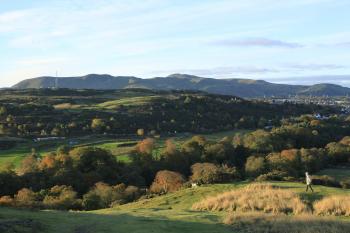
223, 212, 350, 233
192, 183, 308, 214
314, 195, 350, 216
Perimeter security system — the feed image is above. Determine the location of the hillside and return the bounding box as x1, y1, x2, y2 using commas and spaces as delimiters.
12, 74, 350, 98
1, 88, 331, 141
1, 181, 349, 233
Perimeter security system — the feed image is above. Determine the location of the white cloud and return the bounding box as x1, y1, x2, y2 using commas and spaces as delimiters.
212, 38, 303, 48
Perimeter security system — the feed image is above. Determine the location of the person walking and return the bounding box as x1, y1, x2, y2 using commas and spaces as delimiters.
305, 172, 314, 192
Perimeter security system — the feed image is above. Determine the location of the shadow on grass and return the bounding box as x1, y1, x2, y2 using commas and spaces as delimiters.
225, 213, 350, 233
0, 207, 232, 233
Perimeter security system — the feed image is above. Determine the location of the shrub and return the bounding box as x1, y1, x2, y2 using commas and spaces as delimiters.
82, 182, 142, 210
190, 163, 240, 184
255, 171, 289, 182
14, 188, 39, 208
311, 175, 341, 188
245, 156, 267, 177
340, 179, 350, 189
190, 163, 220, 184
81, 192, 101, 210
123, 185, 143, 202
0, 195, 14, 207
43, 185, 80, 210
150, 170, 185, 194
314, 195, 350, 216
192, 183, 309, 214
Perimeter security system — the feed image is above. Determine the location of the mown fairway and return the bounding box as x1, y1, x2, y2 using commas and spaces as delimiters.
1, 181, 349, 233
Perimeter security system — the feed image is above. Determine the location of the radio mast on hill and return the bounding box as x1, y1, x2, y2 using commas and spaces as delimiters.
55, 71, 58, 88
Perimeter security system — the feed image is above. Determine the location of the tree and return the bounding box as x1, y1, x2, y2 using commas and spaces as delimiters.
135, 138, 155, 156
18, 154, 39, 174
0, 106, 7, 116
43, 185, 80, 210
190, 163, 221, 184
150, 170, 185, 194
326, 141, 350, 164
203, 143, 227, 163
91, 118, 105, 132
69, 147, 121, 192
82, 182, 141, 210
137, 128, 145, 136
161, 140, 186, 173
14, 188, 39, 208
245, 156, 266, 177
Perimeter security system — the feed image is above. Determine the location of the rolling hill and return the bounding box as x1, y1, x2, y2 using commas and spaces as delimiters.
12, 73, 350, 97
1, 181, 350, 233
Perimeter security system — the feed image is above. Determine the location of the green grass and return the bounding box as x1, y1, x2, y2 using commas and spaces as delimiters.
96, 96, 161, 109
316, 168, 350, 181
1, 181, 349, 233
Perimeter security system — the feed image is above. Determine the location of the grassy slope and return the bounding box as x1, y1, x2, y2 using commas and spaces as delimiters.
1, 181, 349, 233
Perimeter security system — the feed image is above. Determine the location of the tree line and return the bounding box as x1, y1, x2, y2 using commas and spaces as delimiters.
1, 115, 350, 210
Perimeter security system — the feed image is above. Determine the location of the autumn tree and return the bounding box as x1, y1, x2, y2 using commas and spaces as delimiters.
150, 170, 185, 194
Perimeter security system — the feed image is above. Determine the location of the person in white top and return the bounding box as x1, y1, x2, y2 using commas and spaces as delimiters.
305, 172, 314, 192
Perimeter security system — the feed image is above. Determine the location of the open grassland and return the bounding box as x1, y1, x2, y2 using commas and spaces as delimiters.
1, 181, 349, 233
96, 96, 161, 108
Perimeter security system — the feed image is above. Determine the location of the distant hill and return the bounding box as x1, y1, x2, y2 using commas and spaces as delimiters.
12, 73, 350, 97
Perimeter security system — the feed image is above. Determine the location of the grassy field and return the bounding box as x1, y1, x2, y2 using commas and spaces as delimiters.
316, 168, 350, 181
1, 181, 349, 233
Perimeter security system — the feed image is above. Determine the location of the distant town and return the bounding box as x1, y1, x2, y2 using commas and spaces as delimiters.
256, 95, 350, 114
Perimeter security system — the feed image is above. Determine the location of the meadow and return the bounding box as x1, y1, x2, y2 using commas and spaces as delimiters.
1, 181, 349, 233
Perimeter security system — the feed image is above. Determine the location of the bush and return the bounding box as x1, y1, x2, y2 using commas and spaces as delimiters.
190, 163, 237, 184
43, 185, 81, 210
245, 156, 267, 177
82, 182, 142, 210
311, 175, 341, 188
150, 170, 185, 194
0, 195, 14, 207
314, 195, 350, 216
192, 183, 309, 214
190, 163, 221, 184
340, 179, 350, 189
255, 171, 289, 182
14, 188, 39, 208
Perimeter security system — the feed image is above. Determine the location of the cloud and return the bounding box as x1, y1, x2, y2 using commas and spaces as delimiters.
151, 63, 345, 77
286, 63, 346, 70
335, 42, 350, 47
269, 75, 350, 87
16, 57, 71, 66
150, 66, 280, 77
212, 38, 303, 48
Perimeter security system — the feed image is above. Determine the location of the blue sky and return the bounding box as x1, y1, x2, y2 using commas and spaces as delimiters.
1, 0, 350, 87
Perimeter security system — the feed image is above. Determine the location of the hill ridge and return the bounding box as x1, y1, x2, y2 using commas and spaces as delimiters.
12, 73, 350, 97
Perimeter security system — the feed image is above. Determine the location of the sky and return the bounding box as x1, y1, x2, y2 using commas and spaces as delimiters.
1, 0, 350, 87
